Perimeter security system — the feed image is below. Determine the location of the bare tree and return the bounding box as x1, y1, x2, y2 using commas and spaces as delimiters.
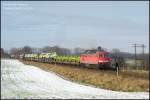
41, 46, 52, 53
111, 48, 125, 69
1, 48, 4, 57
22, 46, 32, 54
1, 48, 10, 58
111, 48, 120, 58
10, 48, 21, 55
73, 47, 85, 55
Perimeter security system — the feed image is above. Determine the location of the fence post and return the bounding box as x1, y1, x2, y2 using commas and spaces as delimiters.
55, 59, 56, 67
117, 66, 119, 77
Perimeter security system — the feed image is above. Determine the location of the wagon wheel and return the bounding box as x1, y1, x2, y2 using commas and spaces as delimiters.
98, 64, 103, 69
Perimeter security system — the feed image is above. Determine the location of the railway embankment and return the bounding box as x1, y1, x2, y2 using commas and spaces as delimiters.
20, 60, 149, 92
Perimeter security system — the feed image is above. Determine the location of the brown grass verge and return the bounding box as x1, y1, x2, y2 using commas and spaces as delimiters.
20, 60, 149, 92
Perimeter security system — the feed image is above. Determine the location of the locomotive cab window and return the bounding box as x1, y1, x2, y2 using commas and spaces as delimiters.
84, 50, 97, 54
103, 53, 110, 58
98, 53, 110, 58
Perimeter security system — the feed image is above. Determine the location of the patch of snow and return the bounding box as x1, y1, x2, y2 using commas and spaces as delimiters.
1, 59, 149, 99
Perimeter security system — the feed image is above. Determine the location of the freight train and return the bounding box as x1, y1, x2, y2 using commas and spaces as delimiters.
21, 47, 116, 69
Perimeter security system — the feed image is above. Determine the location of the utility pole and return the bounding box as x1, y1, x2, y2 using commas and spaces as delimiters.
141, 44, 146, 70
132, 44, 146, 70
133, 44, 137, 69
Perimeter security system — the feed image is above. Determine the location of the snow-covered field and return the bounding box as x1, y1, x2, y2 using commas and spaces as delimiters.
1, 59, 149, 99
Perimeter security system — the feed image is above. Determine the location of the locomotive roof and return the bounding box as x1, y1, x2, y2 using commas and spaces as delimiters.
84, 49, 109, 54
97, 51, 109, 54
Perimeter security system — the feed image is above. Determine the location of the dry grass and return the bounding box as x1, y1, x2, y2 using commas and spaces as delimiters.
21, 60, 149, 92
120, 70, 149, 79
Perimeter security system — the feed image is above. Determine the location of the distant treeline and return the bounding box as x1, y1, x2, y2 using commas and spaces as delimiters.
1, 45, 149, 70
1, 45, 149, 59
1, 48, 10, 58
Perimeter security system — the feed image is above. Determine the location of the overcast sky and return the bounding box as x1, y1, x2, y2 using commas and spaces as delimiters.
1, 1, 149, 53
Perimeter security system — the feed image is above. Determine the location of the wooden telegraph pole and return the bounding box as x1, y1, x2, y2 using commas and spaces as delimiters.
141, 44, 146, 70
133, 44, 137, 69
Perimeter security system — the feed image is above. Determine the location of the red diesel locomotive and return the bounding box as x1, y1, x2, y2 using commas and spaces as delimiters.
80, 47, 112, 68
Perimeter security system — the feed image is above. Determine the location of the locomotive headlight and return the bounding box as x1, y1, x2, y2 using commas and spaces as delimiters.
99, 60, 108, 63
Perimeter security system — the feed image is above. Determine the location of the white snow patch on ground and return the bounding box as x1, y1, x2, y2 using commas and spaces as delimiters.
1, 59, 149, 99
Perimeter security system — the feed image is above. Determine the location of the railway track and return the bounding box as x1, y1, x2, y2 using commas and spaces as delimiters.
22, 58, 116, 71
